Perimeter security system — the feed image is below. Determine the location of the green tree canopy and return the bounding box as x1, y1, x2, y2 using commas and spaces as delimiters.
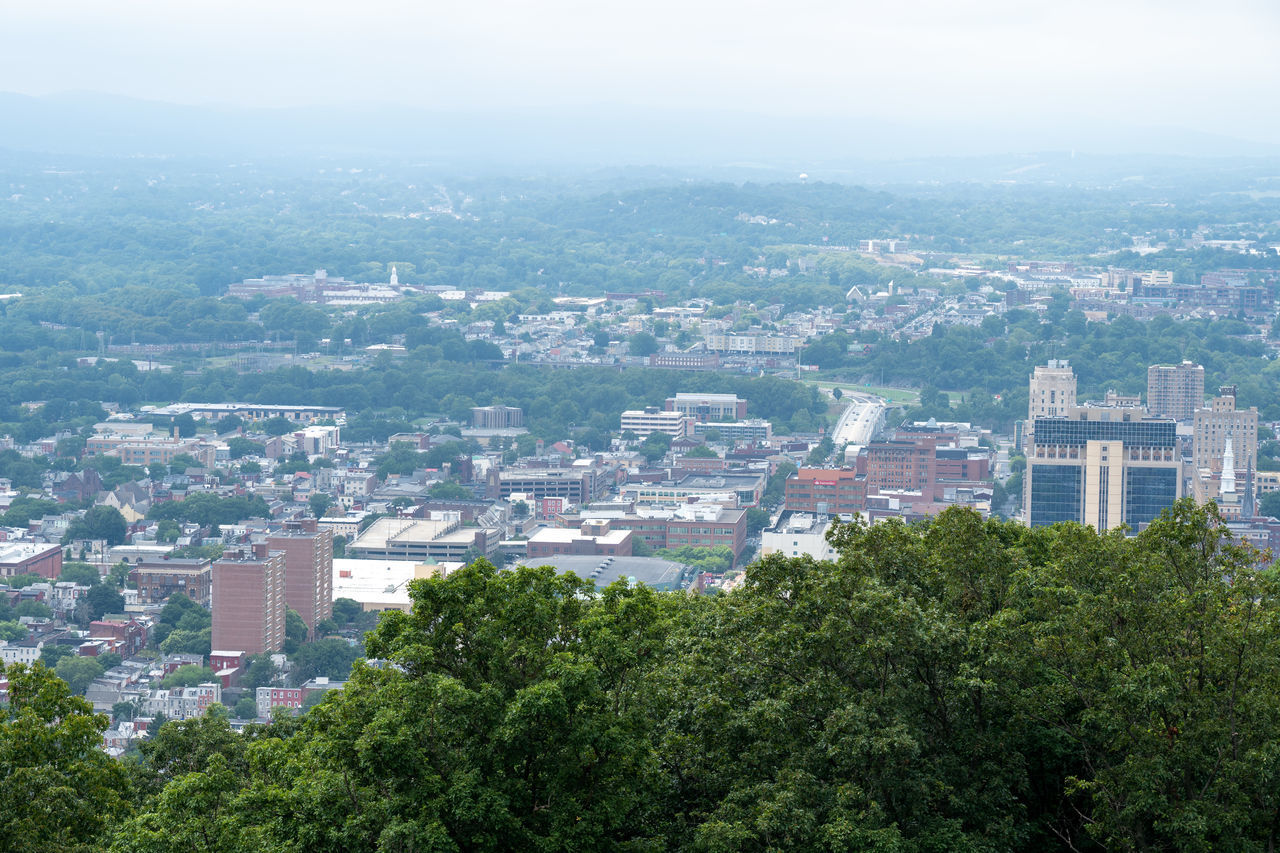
159, 665, 216, 690
63, 505, 127, 547
84, 584, 125, 621
0, 662, 129, 851
98, 501, 1280, 851
54, 653, 105, 696
59, 561, 100, 586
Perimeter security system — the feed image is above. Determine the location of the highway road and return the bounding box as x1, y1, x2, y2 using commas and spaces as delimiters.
831, 391, 887, 450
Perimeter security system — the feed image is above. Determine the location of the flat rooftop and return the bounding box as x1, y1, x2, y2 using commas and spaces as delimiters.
332, 557, 461, 611
0, 542, 60, 563
518, 555, 687, 590
350, 517, 455, 550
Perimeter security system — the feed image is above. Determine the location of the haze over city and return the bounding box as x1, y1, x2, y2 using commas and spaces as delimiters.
3, 0, 1279, 160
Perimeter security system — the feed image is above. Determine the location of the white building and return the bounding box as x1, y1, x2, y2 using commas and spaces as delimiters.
620, 409, 690, 439
761, 513, 839, 562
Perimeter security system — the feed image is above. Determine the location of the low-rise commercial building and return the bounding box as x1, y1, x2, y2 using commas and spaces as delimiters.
0, 542, 62, 580
619, 408, 690, 439
526, 522, 634, 559
131, 558, 212, 606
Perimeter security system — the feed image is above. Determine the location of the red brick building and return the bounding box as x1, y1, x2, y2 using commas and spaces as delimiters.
864, 440, 939, 497
131, 558, 213, 606
212, 545, 286, 655
87, 619, 148, 657
784, 468, 867, 516
266, 520, 334, 634
256, 686, 302, 718
0, 543, 63, 580
604, 507, 748, 560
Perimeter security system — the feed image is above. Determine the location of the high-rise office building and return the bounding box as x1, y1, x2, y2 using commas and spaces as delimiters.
1192, 386, 1258, 473
1028, 361, 1077, 421
211, 544, 286, 655
267, 519, 334, 634
1025, 410, 1180, 531
1147, 361, 1204, 421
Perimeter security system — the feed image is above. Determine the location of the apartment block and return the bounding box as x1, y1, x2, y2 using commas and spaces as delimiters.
692, 419, 773, 443
266, 519, 334, 634
131, 558, 212, 607
619, 408, 690, 439
471, 405, 524, 429
211, 544, 287, 655
1148, 361, 1204, 421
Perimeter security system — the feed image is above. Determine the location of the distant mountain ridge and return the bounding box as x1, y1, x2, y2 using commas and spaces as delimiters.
3, 90, 1278, 172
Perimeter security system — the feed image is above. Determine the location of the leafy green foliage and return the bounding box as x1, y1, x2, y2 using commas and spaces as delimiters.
159, 666, 216, 690
426, 480, 472, 500
307, 492, 333, 518
653, 545, 734, 573
43, 501, 1280, 851
0, 496, 60, 528
762, 460, 797, 508
804, 434, 834, 465
0, 621, 27, 642
59, 561, 100, 586
0, 662, 129, 852
289, 638, 361, 685
331, 597, 363, 624
148, 493, 270, 527
2, 573, 45, 590
283, 609, 308, 656
159, 629, 211, 657
239, 654, 278, 692
14, 600, 52, 619
225, 437, 263, 459
54, 655, 104, 695
1260, 490, 1280, 519
84, 584, 125, 621
638, 431, 671, 464
39, 644, 74, 668
63, 505, 127, 546
681, 444, 718, 458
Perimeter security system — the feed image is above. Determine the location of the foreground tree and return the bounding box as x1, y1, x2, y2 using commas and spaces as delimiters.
0, 662, 130, 852
107, 501, 1280, 852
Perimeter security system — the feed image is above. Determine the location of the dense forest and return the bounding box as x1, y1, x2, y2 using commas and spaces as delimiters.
7, 501, 1279, 851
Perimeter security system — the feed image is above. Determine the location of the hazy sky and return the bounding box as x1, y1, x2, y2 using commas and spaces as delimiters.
4, 0, 1279, 142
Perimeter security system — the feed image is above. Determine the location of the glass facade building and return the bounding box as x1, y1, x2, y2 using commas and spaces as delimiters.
1026, 416, 1179, 530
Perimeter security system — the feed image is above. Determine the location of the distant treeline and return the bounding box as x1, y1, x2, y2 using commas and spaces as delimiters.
3, 156, 1277, 304
0, 357, 829, 451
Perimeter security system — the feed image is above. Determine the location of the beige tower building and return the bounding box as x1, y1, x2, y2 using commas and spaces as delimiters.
1193, 386, 1258, 473
1028, 360, 1077, 421
1148, 361, 1204, 421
